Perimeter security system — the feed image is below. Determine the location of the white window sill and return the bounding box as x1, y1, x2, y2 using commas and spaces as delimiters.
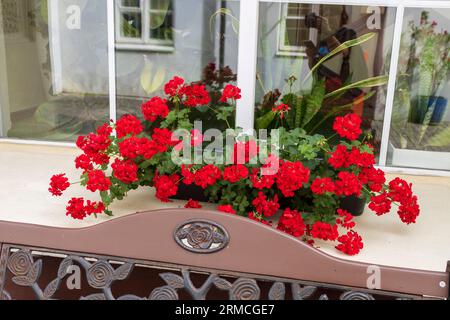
115, 43, 175, 53
0, 142, 449, 272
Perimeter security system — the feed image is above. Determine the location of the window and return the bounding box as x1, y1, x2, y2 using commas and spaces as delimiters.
278, 3, 320, 56
115, 0, 174, 52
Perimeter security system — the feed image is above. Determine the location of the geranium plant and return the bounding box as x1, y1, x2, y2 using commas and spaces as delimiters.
49, 76, 420, 256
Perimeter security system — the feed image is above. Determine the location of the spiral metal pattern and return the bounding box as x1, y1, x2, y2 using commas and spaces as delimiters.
7, 251, 32, 276
340, 291, 375, 300
87, 260, 114, 289
229, 278, 260, 300
149, 286, 179, 300
186, 224, 214, 249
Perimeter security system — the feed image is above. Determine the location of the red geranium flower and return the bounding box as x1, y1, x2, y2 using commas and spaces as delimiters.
223, 164, 249, 183
252, 192, 280, 217
220, 84, 241, 102
358, 167, 386, 192
164, 76, 185, 96
336, 209, 355, 229
217, 204, 236, 214
182, 84, 211, 107
335, 231, 364, 256
194, 164, 222, 188
276, 160, 310, 197
185, 199, 202, 209
153, 172, 179, 202
311, 177, 335, 195
86, 170, 111, 192
250, 168, 275, 190
277, 208, 306, 237
310, 221, 339, 241
272, 103, 290, 119
328, 145, 349, 169
368, 192, 392, 216
49, 174, 71, 196
115, 114, 143, 138
66, 197, 87, 220
111, 159, 138, 184
75, 154, 93, 171
142, 97, 169, 122
332, 113, 362, 140
335, 171, 362, 197
181, 165, 195, 185
397, 195, 420, 224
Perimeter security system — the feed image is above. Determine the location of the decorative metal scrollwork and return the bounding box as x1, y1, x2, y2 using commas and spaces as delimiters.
0, 246, 418, 300
174, 220, 229, 253
340, 291, 375, 300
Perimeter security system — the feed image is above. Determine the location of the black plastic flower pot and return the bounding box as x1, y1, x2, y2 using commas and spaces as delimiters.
339, 195, 367, 216
171, 183, 209, 202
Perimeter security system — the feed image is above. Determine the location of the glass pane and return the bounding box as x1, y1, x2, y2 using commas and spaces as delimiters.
0, 0, 109, 141
256, 3, 396, 161
122, 0, 141, 8
121, 12, 142, 38
149, 4, 173, 41
387, 8, 450, 171
285, 19, 309, 47
287, 3, 312, 17
115, 0, 240, 131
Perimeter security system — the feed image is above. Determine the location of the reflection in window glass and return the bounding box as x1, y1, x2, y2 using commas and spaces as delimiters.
255, 3, 396, 160
115, 0, 240, 131
0, 0, 110, 141
388, 8, 450, 171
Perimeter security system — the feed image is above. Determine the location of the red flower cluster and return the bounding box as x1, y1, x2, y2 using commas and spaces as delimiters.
76, 124, 112, 167
328, 145, 375, 169
272, 103, 290, 119
142, 97, 169, 122
115, 114, 143, 138
250, 168, 275, 190
252, 192, 280, 217
111, 159, 138, 184
358, 167, 385, 192
66, 198, 105, 220
332, 113, 362, 140
183, 84, 211, 107
335, 171, 361, 197
310, 222, 339, 241
164, 76, 185, 96
311, 177, 335, 195
336, 209, 355, 229
153, 172, 179, 202
367, 178, 420, 224
335, 231, 363, 256
368, 192, 391, 216
220, 84, 241, 102
277, 208, 306, 237
185, 199, 202, 209
217, 204, 236, 214
276, 161, 310, 197
49, 174, 70, 196
86, 170, 111, 192
223, 164, 249, 183
194, 164, 222, 188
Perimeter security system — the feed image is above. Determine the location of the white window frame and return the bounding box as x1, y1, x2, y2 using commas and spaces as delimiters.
277, 3, 320, 57
115, 0, 174, 52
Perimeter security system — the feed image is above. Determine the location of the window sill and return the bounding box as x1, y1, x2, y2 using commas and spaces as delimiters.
0, 142, 449, 272
115, 43, 175, 53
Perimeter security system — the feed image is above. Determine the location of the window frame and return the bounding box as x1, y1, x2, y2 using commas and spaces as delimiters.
277, 3, 320, 57
115, 0, 174, 52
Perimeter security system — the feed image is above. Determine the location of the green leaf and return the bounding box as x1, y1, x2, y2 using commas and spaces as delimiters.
303, 79, 326, 127
324, 75, 389, 99
255, 110, 276, 129
305, 33, 376, 82
210, 8, 239, 37
425, 126, 450, 147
